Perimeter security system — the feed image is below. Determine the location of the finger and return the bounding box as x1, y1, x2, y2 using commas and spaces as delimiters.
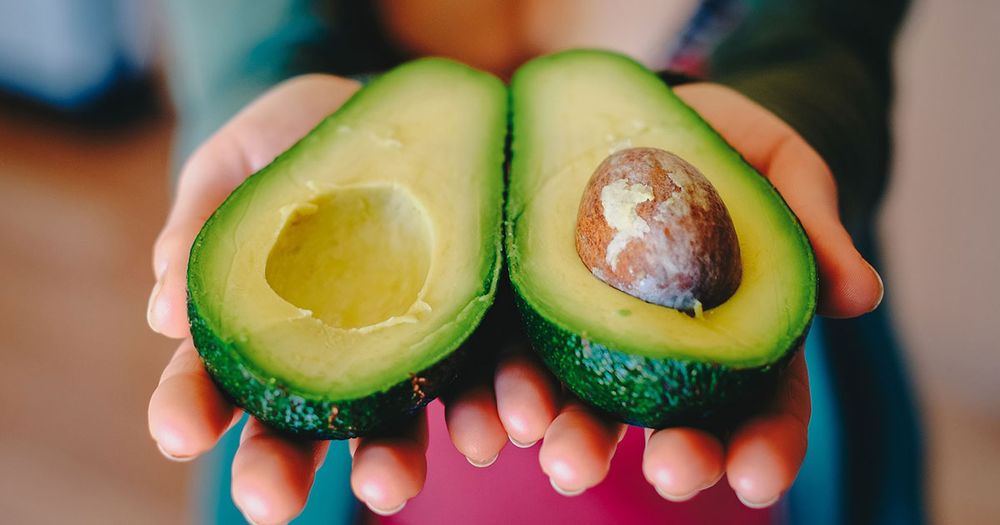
350, 411, 429, 516
766, 135, 884, 318
494, 350, 560, 447
676, 84, 883, 318
148, 339, 241, 460
538, 400, 626, 496
231, 418, 330, 525
147, 75, 361, 338
445, 383, 508, 467
726, 351, 811, 508
642, 427, 724, 502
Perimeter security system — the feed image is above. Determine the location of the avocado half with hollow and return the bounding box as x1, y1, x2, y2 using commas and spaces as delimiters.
188, 59, 507, 439
507, 50, 817, 428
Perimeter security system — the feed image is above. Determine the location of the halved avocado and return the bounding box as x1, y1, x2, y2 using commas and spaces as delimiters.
507, 50, 817, 428
188, 59, 507, 439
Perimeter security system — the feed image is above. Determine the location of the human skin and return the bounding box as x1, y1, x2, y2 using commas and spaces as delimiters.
146, 76, 882, 524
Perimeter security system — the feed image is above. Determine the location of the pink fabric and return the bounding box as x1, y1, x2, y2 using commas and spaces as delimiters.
380, 400, 774, 525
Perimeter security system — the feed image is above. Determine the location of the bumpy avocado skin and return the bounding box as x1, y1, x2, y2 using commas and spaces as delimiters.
189, 297, 475, 439
514, 290, 804, 428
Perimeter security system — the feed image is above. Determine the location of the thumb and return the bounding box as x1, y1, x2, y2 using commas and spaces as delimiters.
147, 75, 362, 338
766, 134, 884, 319
674, 84, 882, 319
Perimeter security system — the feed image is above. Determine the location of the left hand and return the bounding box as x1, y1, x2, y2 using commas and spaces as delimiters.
447, 82, 885, 507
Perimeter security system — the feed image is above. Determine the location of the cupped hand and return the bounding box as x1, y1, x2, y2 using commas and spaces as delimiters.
147, 76, 883, 522
472, 83, 885, 507
146, 74, 510, 523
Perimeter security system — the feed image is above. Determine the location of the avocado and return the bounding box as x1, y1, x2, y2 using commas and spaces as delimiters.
188, 59, 507, 439
506, 50, 816, 428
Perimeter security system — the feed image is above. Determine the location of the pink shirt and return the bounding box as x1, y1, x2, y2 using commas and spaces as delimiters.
379, 400, 774, 524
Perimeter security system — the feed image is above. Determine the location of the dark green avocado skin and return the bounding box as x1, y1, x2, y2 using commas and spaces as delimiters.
188, 298, 472, 440
513, 290, 804, 429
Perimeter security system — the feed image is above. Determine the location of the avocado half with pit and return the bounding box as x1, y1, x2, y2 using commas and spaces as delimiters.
188, 59, 507, 439
507, 50, 817, 428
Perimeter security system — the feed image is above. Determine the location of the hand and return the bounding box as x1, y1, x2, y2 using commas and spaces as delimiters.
471, 83, 885, 507
146, 75, 509, 523
147, 76, 883, 521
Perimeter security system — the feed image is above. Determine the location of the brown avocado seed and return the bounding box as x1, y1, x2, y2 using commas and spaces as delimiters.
575, 147, 742, 316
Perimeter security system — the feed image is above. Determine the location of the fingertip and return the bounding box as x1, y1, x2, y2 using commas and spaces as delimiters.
818, 249, 884, 318
350, 441, 426, 510
642, 428, 724, 500
148, 346, 237, 459
232, 484, 273, 525
147, 267, 191, 338
233, 479, 299, 525
232, 421, 323, 525
153, 431, 196, 462
726, 414, 807, 506
350, 413, 428, 510
495, 354, 559, 445
538, 404, 622, 494
147, 388, 229, 459
445, 386, 508, 465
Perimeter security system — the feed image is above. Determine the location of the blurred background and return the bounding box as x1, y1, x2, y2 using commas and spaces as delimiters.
0, 0, 996, 523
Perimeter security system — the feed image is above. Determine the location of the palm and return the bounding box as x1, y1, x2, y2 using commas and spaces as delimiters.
147, 77, 881, 524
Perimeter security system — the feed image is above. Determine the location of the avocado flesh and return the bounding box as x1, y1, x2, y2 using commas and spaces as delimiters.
507, 50, 816, 427
188, 59, 507, 438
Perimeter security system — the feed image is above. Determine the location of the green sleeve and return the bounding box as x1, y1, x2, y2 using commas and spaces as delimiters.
709, 0, 909, 229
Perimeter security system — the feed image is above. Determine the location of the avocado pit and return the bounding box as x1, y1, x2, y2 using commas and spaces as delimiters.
575, 147, 742, 315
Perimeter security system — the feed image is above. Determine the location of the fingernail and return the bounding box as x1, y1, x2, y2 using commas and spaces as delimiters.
467, 453, 499, 468
866, 260, 885, 312
147, 277, 164, 333
737, 493, 780, 509
366, 501, 406, 516
509, 435, 538, 448
157, 442, 195, 463
549, 477, 585, 497
654, 484, 698, 502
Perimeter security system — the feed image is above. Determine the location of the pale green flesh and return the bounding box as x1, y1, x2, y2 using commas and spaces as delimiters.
509, 51, 816, 367
189, 60, 506, 398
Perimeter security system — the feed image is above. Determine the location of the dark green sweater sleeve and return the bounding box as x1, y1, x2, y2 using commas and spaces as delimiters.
709, 0, 909, 230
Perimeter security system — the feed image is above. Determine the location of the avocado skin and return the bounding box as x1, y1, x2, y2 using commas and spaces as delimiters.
513, 290, 804, 429
182, 59, 507, 440
189, 297, 473, 440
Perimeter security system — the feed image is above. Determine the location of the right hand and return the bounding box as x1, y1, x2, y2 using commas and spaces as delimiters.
146, 75, 551, 524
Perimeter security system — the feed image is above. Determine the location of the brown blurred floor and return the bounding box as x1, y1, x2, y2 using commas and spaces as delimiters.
0, 103, 190, 524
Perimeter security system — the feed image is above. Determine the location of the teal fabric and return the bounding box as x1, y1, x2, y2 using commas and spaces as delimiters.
161, 0, 329, 164
813, 236, 926, 525
195, 416, 358, 524
790, 320, 843, 525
